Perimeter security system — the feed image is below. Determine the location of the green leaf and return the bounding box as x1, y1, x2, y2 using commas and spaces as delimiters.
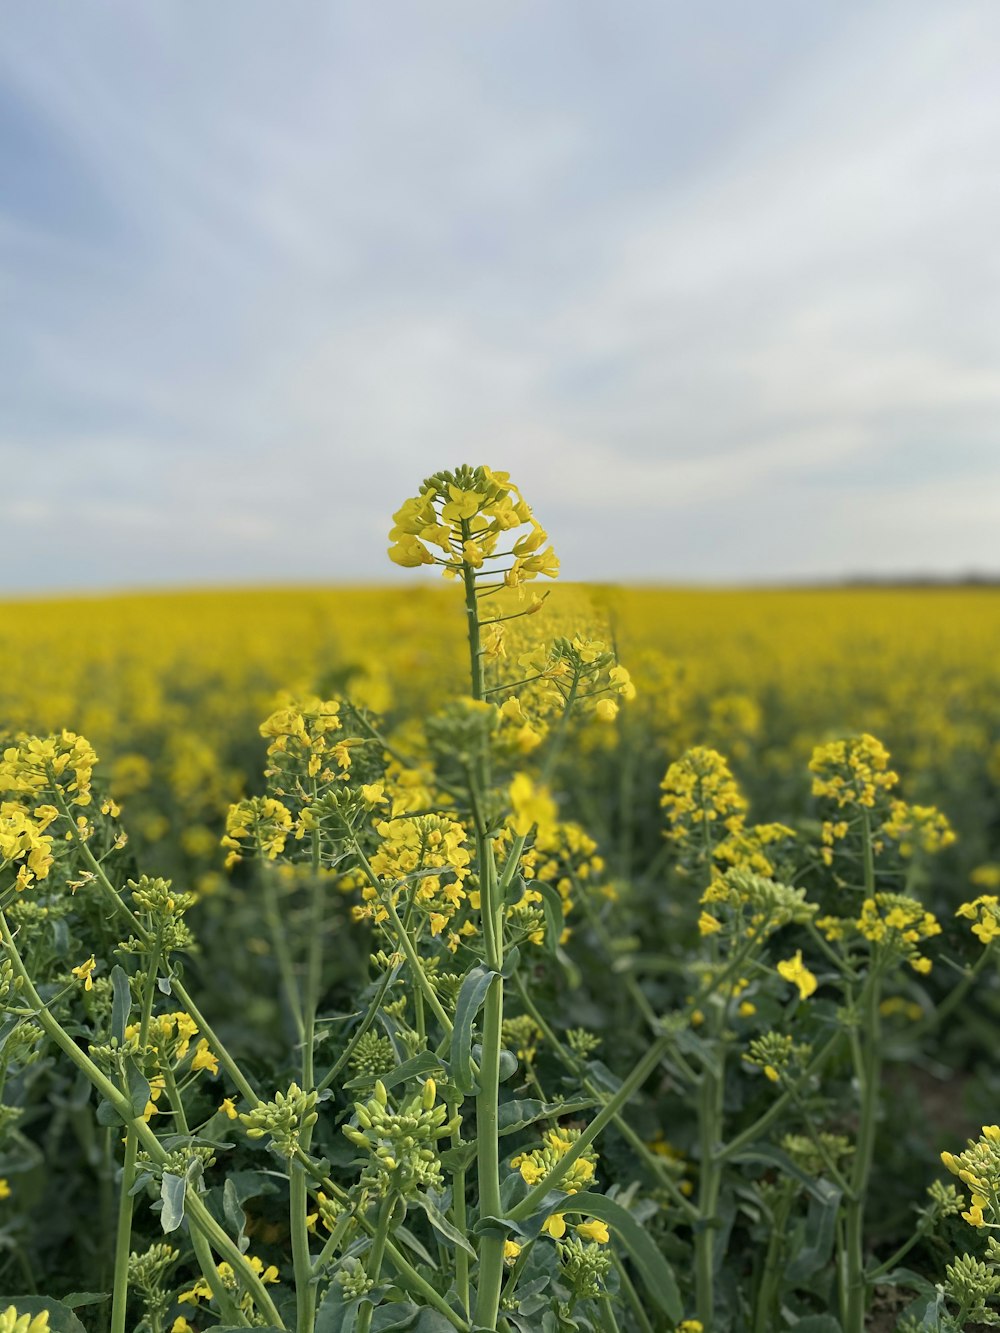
536, 882, 564, 955
451, 965, 497, 1095
393, 1223, 436, 1267
125, 1056, 151, 1118
552, 1193, 682, 1321
439, 1142, 477, 1173
1, 1300, 87, 1332
498, 1097, 598, 1136
95, 1098, 123, 1127
412, 1192, 477, 1257
61, 1294, 110, 1309
223, 1176, 249, 1252
345, 1051, 441, 1092
159, 1171, 186, 1233
789, 1317, 844, 1332
786, 1181, 841, 1282
109, 965, 131, 1045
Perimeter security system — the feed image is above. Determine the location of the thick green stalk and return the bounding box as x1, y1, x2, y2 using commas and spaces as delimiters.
843, 974, 881, 1333
110, 933, 162, 1333
359, 1196, 396, 1333
694, 1042, 726, 1327
472, 839, 506, 1330
754, 1183, 794, 1333
109, 1129, 138, 1333
449, 1100, 471, 1317
843, 810, 881, 1333
289, 1162, 315, 1333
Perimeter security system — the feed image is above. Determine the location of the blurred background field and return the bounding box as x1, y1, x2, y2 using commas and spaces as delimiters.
4, 582, 999, 901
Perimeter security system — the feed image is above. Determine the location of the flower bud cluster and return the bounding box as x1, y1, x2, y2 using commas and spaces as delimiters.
511, 1126, 598, 1193
744, 1032, 812, 1084
700, 867, 817, 943
342, 1078, 456, 1197
943, 1253, 1000, 1318
348, 1031, 397, 1084
240, 1082, 319, 1157
556, 1235, 612, 1301
941, 1124, 1000, 1229
0, 1309, 49, 1333
126, 875, 196, 955
0, 958, 24, 1005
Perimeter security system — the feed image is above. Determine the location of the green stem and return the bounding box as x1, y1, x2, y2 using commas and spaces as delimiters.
460, 523, 485, 703
290, 1161, 315, 1333
449, 1100, 471, 1317
358, 1195, 396, 1333
843, 972, 881, 1333
188, 1222, 248, 1326
262, 867, 306, 1049
110, 935, 161, 1333
109, 1130, 138, 1333
754, 1184, 794, 1333
694, 1039, 726, 1326
473, 837, 506, 1330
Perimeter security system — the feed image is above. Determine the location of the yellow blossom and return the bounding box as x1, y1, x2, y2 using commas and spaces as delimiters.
776, 950, 817, 1000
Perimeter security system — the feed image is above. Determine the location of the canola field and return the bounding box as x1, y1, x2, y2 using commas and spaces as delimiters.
3, 583, 999, 895
3, 469, 1000, 1333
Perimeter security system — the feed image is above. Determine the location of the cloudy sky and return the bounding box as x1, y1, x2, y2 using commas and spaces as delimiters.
2, 2, 999, 589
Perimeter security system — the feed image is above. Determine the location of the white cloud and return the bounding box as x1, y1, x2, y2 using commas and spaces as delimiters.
1, 1, 998, 588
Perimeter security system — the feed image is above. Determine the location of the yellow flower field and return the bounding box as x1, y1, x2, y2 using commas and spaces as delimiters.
3, 583, 999, 891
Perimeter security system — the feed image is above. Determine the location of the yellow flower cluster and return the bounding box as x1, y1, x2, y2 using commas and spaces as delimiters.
360, 813, 472, 942
713, 821, 795, 877
809, 734, 898, 810
660, 747, 748, 850
941, 1124, 1000, 1228
388, 465, 558, 588
221, 796, 293, 868
881, 800, 956, 857
856, 893, 941, 974
956, 894, 1000, 946
0, 801, 56, 890
259, 696, 347, 782
0, 731, 98, 807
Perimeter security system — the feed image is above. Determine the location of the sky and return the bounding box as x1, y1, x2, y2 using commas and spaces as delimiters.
2, 1, 999, 590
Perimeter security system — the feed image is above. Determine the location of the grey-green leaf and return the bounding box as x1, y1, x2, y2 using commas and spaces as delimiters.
451, 965, 497, 1095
